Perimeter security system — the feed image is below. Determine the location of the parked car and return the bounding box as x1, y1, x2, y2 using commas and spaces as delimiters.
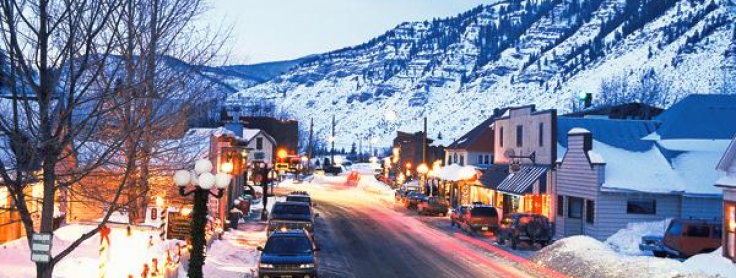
267, 201, 317, 236
639, 218, 721, 258
450, 205, 469, 227
405, 192, 426, 209
452, 204, 500, 235
417, 196, 450, 216
496, 213, 553, 249
323, 165, 343, 176
286, 191, 313, 206
398, 190, 417, 204
257, 229, 319, 278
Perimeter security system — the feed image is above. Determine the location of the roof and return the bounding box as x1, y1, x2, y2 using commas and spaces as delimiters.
716, 135, 736, 174
563, 102, 664, 120
651, 94, 736, 140
479, 164, 510, 188
496, 165, 549, 195
446, 109, 506, 151
557, 117, 659, 152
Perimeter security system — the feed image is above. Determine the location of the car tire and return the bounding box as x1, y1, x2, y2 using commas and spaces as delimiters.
653, 251, 667, 258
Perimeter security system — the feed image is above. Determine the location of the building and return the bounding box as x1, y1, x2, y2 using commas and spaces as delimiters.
555, 94, 736, 241
488, 105, 557, 217
392, 131, 444, 175
443, 109, 504, 206
445, 109, 505, 167
716, 135, 736, 262
222, 111, 299, 154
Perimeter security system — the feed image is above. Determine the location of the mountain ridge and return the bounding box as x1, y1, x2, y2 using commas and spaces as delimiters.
227, 0, 736, 147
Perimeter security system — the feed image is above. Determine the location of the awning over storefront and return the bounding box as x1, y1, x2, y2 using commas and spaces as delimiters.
496, 165, 549, 195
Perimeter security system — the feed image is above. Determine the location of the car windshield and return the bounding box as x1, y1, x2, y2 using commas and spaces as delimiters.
286, 196, 311, 203
263, 236, 313, 255
471, 207, 497, 217
519, 216, 548, 225
272, 204, 311, 215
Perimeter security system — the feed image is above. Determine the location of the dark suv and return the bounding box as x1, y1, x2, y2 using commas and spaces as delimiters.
405, 192, 426, 209
268, 201, 315, 236
496, 213, 553, 249
452, 205, 500, 235
286, 191, 313, 206
257, 229, 319, 278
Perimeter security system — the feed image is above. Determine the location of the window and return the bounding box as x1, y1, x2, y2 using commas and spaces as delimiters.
484, 155, 490, 164
256, 137, 263, 150
667, 221, 683, 236
627, 199, 656, 215
586, 200, 595, 224
478, 155, 483, 164
459, 155, 465, 166
557, 195, 564, 216
539, 123, 544, 147
686, 225, 710, 238
453, 153, 458, 164
516, 125, 523, 147
500, 127, 504, 147
568, 197, 583, 219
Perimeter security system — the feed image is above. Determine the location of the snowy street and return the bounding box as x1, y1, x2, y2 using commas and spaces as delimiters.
276, 175, 565, 278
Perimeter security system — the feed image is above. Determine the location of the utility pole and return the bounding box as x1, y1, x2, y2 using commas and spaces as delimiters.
331, 115, 335, 164
358, 135, 362, 162
422, 117, 427, 165
308, 118, 313, 172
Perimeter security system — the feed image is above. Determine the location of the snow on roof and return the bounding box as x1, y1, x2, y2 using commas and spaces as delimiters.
241, 128, 261, 142
654, 94, 736, 140
717, 176, 736, 187
587, 150, 604, 164
557, 117, 658, 152
559, 138, 727, 195
568, 128, 590, 135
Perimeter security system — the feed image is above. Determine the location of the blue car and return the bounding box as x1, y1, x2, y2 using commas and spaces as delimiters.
258, 229, 319, 278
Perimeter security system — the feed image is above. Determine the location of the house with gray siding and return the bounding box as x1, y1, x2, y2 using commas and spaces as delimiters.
715, 135, 736, 262
555, 94, 736, 241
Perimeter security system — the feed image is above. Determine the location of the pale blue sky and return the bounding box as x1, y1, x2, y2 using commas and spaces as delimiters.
200, 0, 490, 64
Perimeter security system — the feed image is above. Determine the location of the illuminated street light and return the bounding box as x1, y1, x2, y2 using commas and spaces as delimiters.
417, 163, 429, 174
173, 159, 231, 278
221, 161, 234, 174
277, 149, 288, 160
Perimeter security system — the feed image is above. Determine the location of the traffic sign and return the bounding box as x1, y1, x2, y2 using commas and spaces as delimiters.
31, 233, 53, 263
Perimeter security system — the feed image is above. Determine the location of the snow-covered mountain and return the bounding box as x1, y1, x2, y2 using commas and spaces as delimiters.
228, 0, 736, 146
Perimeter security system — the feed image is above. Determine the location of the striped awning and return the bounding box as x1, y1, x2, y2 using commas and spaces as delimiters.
496, 165, 549, 195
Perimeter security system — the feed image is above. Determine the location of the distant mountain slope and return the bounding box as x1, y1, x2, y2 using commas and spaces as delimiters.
222, 57, 308, 84
228, 0, 736, 146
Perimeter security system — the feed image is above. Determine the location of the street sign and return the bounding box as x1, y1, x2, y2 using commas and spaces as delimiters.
30, 233, 52, 263
275, 163, 289, 170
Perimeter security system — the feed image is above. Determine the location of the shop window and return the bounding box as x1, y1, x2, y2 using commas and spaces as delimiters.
568, 197, 583, 219
586, 200, 594, 224
626, 199, 656, 215
557, 195, 564, 216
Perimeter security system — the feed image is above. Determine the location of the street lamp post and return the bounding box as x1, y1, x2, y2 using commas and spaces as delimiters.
417, 163, 429, 195
173, 159, 231, 278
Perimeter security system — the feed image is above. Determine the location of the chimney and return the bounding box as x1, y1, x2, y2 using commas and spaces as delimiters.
567, 128, 592, 152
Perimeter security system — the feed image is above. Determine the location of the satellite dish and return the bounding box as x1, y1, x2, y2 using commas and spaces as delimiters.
504, 149, 515, 158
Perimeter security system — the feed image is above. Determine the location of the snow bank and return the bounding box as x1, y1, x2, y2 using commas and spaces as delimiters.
534, 235, 736, 278
202, 230, 262, 278
356, 174, 393, 195
605, 218, 671, 256
0, 224, 183, 278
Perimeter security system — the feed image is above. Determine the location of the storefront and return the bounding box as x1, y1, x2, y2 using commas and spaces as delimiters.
493, 165, 552, 217
725, 201, 736, 262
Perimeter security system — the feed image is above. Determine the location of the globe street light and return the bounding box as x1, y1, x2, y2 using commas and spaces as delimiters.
173, 159, 231, 278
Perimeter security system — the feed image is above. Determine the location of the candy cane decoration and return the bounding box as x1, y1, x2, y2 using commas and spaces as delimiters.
159, 207, 168, 240
98, 236, 108, 278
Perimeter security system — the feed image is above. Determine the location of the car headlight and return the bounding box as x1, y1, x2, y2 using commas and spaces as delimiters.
259, 263, 274, 269
299, 263, 315, 269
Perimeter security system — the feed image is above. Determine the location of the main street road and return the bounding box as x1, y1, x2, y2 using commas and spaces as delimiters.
283, 179, 556, 278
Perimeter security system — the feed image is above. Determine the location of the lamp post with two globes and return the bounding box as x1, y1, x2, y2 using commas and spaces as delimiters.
173, 159, 231, 278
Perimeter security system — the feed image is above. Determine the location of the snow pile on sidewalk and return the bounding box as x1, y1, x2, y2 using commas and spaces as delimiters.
0, 224, 182, 278
533, 235, 736, 278
356, 174, 393, 195
201, 229, 264, 278
605, 218, 671, 256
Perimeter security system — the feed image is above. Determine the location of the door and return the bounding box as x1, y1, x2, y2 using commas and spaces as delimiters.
565, 197, 584, 236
